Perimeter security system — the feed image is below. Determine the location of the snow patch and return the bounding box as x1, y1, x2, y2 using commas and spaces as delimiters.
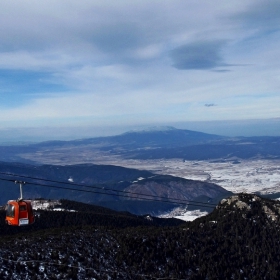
132, 177, 145, 183
158, 207, 208, 222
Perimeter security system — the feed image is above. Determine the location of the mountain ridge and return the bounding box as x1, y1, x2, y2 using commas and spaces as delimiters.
1, 127, 279, 164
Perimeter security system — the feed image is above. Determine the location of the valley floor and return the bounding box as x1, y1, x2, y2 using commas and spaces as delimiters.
19, 143, 280, 195
23, 147, 280, 195
89, 158, 280, 195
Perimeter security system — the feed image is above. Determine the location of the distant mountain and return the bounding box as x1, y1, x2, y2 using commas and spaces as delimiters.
102, 126, 223, 149
1, 193, 280, 279
0, 162, 230, 215
25, 126, 223, 151
1, 127, 279, 164
0, 127, 224, 163
128, 136, 280, 160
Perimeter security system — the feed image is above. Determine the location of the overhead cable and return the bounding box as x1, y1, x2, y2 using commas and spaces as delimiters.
0, 174, 217, 209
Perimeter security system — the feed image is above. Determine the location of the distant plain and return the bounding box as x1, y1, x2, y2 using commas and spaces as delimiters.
19, 149, 280, 195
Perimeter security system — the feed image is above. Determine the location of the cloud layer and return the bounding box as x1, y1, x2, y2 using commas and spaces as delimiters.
170, 41, 226, 70
0, 0, 279, 137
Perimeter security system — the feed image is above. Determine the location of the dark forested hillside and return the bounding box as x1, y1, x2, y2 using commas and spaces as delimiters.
0, 162, 231, 215
0, 194, 280, 279
0, 162, 153, 185
0, 199, 184, 237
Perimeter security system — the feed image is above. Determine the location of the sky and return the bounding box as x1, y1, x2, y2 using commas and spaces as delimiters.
0, 0, 280, 141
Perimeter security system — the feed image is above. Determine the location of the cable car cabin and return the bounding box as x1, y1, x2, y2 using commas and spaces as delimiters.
5, 200, 35, 226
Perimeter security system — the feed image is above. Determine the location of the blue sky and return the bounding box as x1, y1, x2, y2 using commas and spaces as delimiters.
0, 0, 280, 141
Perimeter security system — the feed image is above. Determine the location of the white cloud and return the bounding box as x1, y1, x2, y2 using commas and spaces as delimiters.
0, 0, 279, 135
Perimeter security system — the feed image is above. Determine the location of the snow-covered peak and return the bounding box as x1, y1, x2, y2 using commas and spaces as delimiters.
124, 126, 177, 134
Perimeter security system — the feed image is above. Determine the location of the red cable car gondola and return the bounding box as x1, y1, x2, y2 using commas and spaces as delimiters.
5, 181, 35, 226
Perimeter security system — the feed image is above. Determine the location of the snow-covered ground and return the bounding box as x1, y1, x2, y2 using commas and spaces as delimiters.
158, 207, 208, 221
92, 158, 280, 194
32, 200, 60, 210
32, 200, 75, 211
161, 159, 280, 194
90, 158, 280, 221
